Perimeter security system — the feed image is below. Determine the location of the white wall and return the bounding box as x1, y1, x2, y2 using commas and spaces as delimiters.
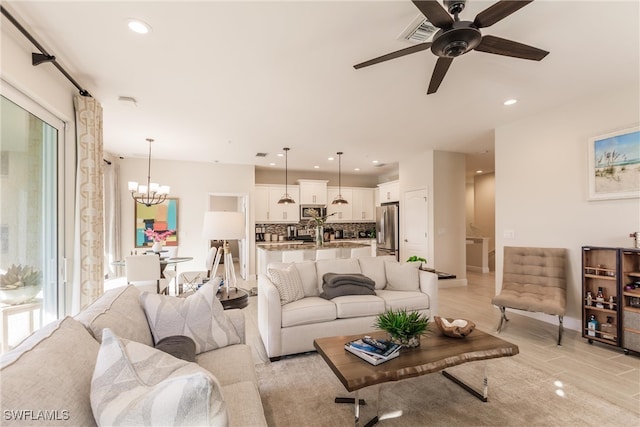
118, 157, 255, 275
399, 150, 467, 287
433, 151, 467, 284
495, 83, 640, 331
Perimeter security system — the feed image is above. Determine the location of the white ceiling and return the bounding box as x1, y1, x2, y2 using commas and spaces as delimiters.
4, 1, 639, 178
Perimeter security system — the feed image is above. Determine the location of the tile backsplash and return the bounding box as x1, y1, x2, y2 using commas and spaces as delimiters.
256, 222, 375, 241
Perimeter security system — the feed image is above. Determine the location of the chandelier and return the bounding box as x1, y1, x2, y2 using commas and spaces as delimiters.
128, 138, 170, 207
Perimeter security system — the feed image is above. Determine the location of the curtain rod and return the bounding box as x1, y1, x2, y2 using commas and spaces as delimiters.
1, 5, 91, 97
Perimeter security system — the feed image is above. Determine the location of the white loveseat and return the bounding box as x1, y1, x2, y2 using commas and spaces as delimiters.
258, 256, 438, 360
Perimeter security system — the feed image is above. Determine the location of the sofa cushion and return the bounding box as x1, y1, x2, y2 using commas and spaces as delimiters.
385, 261, 421, 291
140, 282, 240, 354
75, 285, 153, 346
358, 256, 395, 289
376, 289, 430, 311
267, 264, 305, 305
281, 297, 337, 327
91, 329, 228, 426
315, 258, 362, 291
196, 343, 258, 386
267, 261, 318, 297
333, 295, 386, 318
0, 317, 100, 427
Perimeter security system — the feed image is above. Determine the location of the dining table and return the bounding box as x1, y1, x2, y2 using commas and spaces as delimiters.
112, 255, 193, 278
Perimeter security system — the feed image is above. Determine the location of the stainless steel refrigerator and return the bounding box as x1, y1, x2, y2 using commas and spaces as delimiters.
376, 203, 399, 261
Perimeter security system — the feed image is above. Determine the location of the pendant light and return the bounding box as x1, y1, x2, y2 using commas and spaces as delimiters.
332, 151, 348, 205
128, 138, 170, 207
277, 147, 296, 204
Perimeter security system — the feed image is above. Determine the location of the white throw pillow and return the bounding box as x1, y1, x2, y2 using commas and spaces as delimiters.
91, 329, 228, 427
358, 256, 394, 290
140, 282, 240, 354
385, 261, 420, 291
267, 264, 305, 305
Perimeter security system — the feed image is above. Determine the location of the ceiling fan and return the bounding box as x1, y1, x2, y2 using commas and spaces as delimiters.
354, 0, 549, 94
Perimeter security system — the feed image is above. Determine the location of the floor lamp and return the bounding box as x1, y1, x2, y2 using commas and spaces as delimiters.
202, 211, 245, 293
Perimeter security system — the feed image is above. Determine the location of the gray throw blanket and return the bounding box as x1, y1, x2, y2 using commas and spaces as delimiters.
319, 273, 376, 300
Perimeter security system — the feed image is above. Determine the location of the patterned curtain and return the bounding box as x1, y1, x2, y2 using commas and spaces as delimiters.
72, 95, 104, 312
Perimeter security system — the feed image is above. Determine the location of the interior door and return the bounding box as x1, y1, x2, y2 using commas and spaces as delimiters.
403, 189, 429, 264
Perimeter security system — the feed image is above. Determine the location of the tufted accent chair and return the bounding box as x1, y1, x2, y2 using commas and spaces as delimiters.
492, 246, 568, 345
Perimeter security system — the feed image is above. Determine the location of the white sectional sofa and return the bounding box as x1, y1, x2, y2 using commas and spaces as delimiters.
0, 285, 267, 426
258, 256, 438, 360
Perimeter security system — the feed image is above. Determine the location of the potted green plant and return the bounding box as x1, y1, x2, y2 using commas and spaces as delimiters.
374, 308, 430, 348
406, 255, 427, 270
0, 264, 42, 305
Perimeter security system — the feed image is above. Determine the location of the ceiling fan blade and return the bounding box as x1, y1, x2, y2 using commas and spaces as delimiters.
427, 57, 453, 94
473, 0, 534, 28
354, 42, 432, 69
475, 35, 549, 61
412, 0, 454, 29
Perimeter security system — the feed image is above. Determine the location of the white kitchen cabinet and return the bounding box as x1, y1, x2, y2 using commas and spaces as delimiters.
268, 186, 299, 222
326, 187, 353, 222
351, 188, 375, 221
298, 179, 328, 205
377, 180, 400, 204
255, 185, 299, 223
254, 185, 270, 222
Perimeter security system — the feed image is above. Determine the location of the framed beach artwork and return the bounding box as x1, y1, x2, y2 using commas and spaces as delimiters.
587, 125, 640, 200
134, 198, 179, 248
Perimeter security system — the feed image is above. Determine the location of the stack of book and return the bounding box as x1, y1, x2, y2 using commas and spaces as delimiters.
344, 336, 401, 365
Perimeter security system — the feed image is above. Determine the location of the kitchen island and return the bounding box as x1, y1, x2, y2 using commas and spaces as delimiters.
256, 239, 374, 276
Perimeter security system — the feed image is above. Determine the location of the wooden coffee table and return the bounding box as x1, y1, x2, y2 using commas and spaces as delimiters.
314, 328, 519, 427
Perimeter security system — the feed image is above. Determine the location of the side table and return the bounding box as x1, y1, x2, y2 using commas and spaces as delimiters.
216, 288, 249, 310
0, 300, 43, 352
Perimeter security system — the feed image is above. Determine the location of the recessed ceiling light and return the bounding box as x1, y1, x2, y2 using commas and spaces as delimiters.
354, 168, 360, 171
328, 157, 335, 161
503, 99, 517, 106
269, 162, 276, 166
127, 19, 151, 34
277, 153, 284, 157
313, 165, 320, 169
372, 160, 379, 164
476, 170, 483, 174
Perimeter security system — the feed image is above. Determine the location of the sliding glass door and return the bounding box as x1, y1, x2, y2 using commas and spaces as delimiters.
0, 87, 64, 349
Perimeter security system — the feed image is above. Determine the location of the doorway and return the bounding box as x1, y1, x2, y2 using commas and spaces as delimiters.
208, 194, 249, 279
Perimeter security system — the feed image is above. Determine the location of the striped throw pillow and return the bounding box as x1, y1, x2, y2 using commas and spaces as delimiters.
267, 264, 305, 305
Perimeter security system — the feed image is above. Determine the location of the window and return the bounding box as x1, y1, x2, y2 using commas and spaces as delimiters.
0, 84, 65, 350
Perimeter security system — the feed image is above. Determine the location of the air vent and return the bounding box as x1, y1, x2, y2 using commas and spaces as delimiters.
255, 152, 268, 157
374, 163, 387, 168
399, 15, 438, 44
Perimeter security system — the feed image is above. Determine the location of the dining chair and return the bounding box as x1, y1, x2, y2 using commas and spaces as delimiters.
282, 250, 304, 263
125, 255, 168, 294
177, 246, 219, 294
350, 246, 372, 259
161, 246, 179, 294
315, 248, 339, 260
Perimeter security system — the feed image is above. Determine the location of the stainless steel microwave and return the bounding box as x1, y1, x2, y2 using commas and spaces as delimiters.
300, 206, 326, 219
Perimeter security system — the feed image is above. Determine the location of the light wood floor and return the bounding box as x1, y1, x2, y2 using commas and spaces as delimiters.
238, 270, 640, 415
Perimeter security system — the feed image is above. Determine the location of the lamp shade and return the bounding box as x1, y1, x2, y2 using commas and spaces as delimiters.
202, 211, 245, 241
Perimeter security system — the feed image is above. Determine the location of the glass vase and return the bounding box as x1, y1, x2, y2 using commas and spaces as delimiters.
390, 335, 421, 348
315, 225, 324, 247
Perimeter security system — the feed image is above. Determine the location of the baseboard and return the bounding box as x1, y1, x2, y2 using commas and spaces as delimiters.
467, 265, 489, 273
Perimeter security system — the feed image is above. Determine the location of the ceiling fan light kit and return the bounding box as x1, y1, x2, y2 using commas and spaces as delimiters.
277, 147, 296, 205
355, 0, 549, 95
128, 138, 170, 207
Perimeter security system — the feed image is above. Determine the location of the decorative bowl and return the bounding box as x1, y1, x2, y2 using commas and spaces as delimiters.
434, 316, 476, 338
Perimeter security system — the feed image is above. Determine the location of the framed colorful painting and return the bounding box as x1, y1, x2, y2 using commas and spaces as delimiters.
134, 198, 179, 248
588, 125, 640, 200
